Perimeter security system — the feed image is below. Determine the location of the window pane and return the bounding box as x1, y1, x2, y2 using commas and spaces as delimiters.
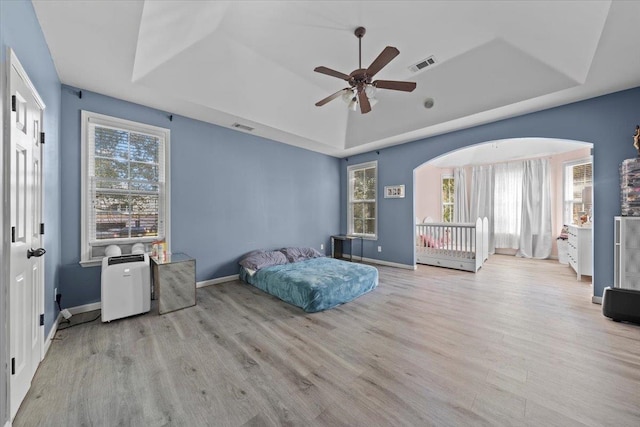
95, 127, 128, 160
442, 177, 454, 203
94, 192, 159, 240
130, 194, 159, 237
96, 179, 128, 190
565, 161, 593, 224
364, 219, 375, 235
130, 162, 158, 182
129, 132, 159, 163
94, 192, 130, 239
353, 202, 365, 220
95, 158, 129, 180
354, 219, 364, 234
130, 182, 159, 192
364, 167, 375, 199
364, 202, 375, 220
353, 170, 365, 200
443, 205, 453, 223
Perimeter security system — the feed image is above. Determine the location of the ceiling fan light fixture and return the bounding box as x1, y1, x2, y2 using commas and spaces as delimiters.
348, 99, 358, 111
365, 84, 377, 99
369, 97, 378, 107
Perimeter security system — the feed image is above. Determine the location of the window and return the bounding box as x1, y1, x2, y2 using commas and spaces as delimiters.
81, 111, 170, 264
348, 161, 377, 238
441, 175, 454, 222
563, 158, 592, 225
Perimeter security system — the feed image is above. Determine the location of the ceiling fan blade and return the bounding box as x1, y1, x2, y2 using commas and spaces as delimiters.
373, 80, 417, 92
315, 88, 349, 107
366, 46, 399, 78
314, 66, 352, 81
357, 88, 371, 114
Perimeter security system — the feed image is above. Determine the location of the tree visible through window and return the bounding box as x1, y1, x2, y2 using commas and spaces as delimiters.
93, 127, 161, 240
348, 161, 377, 237
442, 175, 454, 222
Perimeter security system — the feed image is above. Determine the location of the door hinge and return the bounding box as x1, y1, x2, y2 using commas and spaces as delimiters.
11, 226, 16, 243
40, 314, 45, 326
40, 223, 45, 235
11, 358, 15, 375
40, 132, 45, 145
11, 95, 17, 112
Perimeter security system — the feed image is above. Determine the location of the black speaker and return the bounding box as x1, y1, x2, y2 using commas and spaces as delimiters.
602, 287, 640, 324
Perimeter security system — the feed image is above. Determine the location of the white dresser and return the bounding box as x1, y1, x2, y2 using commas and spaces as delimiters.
614, 217, 640, 290
567, 225, 592, 280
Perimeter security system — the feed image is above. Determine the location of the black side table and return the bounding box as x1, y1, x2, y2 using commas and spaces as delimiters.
331, 235, 363, 262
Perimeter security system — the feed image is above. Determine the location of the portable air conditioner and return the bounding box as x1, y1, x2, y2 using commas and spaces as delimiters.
101, 253, 150, 322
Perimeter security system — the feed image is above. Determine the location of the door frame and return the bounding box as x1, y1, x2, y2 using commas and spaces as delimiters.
3, 47, 47, 422
1, 45, 9, 427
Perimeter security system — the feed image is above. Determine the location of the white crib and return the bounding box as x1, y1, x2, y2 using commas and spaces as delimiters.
416, 217, 488, 272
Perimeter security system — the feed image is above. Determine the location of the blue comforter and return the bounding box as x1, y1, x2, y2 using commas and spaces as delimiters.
239, 257, 378, 313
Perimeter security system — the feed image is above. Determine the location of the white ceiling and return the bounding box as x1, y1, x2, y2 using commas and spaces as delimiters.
32, 1, 640, 157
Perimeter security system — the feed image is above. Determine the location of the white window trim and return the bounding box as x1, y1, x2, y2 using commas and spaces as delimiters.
441, 174, 454, 223
562, 156, 592, 226
347, 160, 378, 240
80, 110, 171, 266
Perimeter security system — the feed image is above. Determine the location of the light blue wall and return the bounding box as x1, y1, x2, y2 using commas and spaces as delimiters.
341, 86, 640, 298
59, 87, 341, 307
1, 0, 62, 423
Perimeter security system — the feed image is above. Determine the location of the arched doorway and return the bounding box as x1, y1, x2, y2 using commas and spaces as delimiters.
413, 137, 593, 282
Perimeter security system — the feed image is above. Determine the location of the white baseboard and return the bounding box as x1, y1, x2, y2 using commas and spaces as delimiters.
68, 301, 102, 315
592, 296, 602, 304
357, 256, 416, 270
43, 313, 61, 357
197, 274, 240, 288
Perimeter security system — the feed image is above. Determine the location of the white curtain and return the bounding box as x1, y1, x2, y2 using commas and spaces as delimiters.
517, 158, 552, 258
470, 165, 494, 253
493, 162, 523, 249
453, 167, 469, 223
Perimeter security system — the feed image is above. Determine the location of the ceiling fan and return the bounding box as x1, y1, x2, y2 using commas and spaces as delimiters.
314, 27, 416, 114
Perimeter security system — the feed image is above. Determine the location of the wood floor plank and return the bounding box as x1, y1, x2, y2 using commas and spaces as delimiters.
13, 255, 640, 426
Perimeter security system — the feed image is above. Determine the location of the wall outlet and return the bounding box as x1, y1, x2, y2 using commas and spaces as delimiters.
378, 246, 382, 252
320, 244, 324, 250
53, 288, 57, 301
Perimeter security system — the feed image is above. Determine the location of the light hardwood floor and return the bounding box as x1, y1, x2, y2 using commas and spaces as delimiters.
14, 256, 640, 426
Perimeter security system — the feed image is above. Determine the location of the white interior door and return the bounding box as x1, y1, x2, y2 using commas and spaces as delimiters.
9, 49, 45, 420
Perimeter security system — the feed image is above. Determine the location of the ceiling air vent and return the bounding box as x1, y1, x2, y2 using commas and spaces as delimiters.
409, 56, 437, 73
231, 123, 254, 132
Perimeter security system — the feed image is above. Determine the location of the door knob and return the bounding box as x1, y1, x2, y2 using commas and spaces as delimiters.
27, 248, 46, 259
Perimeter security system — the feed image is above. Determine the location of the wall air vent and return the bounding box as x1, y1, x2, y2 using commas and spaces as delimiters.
409, 56, 437, 73
231, 123, 254, 132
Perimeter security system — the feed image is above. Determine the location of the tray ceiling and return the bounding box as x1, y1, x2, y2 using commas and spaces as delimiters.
33, 0, 640, 157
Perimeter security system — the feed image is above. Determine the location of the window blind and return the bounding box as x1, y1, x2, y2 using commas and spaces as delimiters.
87, 121, 165, 245
349, 163, 377, 237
